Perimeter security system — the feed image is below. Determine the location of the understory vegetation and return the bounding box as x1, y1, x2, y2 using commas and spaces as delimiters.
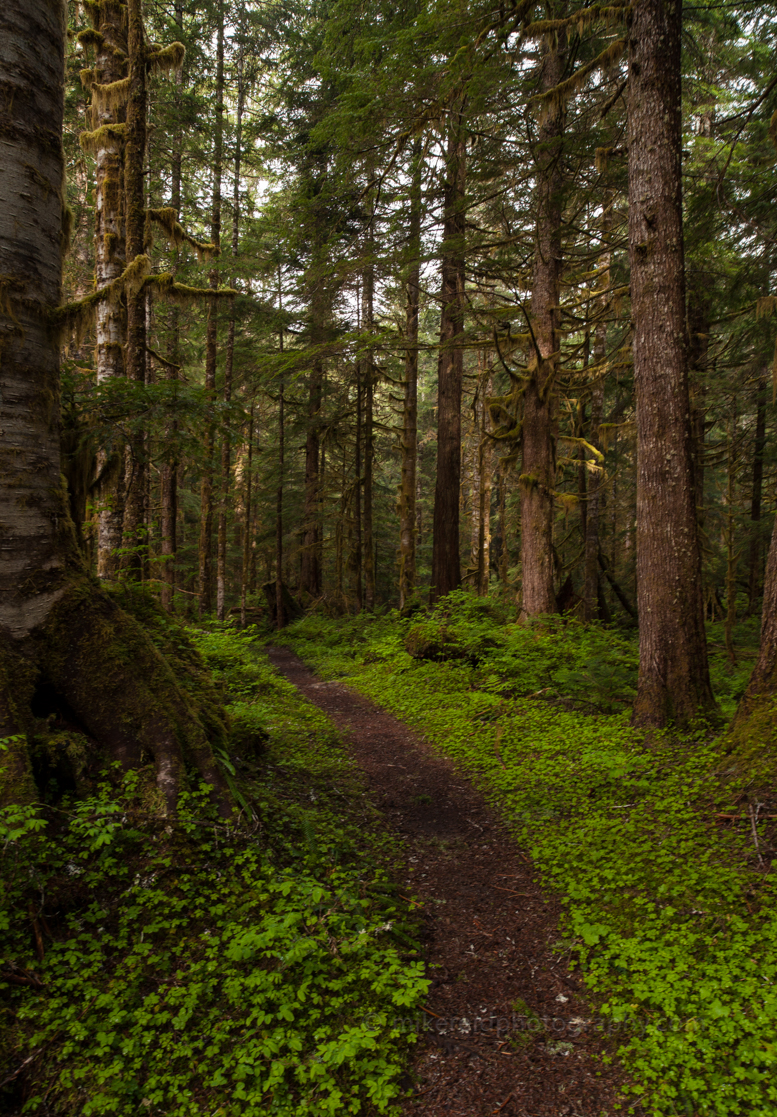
283, 594, 776, 1117
0, 621, 428, 1116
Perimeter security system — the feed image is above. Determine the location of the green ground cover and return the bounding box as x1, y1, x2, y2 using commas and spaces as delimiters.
282, 594, 776, 1117
1, 622, 428, 1116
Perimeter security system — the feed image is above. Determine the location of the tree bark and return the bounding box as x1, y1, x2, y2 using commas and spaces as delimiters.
241, 402, 254, 629
90, 0, 128, 579
0, 0, 231, 817
628, 0, 717, 726
217, 59, 244, 621
120, 0, 148, 580
747, 370, 767, 614
362, 261, 376, 611
198, 0, 225, 615
160, 3, 184, 611
351, 335, 363, 609
583, 197, 612, 621
430, 111, 466, 604
398, 144, 422, 611
301, 350, 324, 599
520, 28, 565, 619
275, 278, 286, 629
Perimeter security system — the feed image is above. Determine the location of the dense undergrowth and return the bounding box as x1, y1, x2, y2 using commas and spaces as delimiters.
1, 618, 428, 1116
283, 593, 776, 1117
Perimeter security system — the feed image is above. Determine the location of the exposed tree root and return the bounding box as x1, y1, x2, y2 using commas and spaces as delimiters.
0, 578, 233, 818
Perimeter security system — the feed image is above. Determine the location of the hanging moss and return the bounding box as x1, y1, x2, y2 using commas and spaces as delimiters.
77, 27, 105, 50
146, 41, 186, 77
102, 230, 120, 260
51, 254, 150, 345
147, 207, 218, 261
144, 272, 237, 305
83, 0, 102, 29
80, 67, 96, 90
91, 76, 131, 113
535, 38, 626, 120
80, 122, 127, 153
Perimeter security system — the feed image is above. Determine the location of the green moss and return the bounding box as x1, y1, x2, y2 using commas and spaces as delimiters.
76, 27, 105, 50
79, 122, 127, 153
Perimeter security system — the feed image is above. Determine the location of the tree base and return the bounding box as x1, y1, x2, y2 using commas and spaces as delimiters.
0, 577, 233, 817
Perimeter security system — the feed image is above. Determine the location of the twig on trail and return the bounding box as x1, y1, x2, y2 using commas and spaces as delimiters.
421, 1005, 444, 1019
750, 803, 765, 868
490, 884, 532, 897
398, 893, 424, 909
715, 812, 777, 819
493, 1088, 516, 1112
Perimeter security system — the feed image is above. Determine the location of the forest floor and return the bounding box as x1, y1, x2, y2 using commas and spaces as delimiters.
267, 646, 626, 1117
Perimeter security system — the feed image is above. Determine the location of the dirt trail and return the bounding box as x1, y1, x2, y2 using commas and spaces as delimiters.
267, 647, 624, 1117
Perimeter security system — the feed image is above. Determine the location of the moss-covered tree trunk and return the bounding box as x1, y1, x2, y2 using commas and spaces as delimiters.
0, 0, 231, 817
121, 0, 148, 580
160, 18, 184, 610
81, 0, 129, 579
520, 23, 565, 620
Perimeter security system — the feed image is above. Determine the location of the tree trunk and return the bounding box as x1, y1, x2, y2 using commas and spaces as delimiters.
120, 0, 148, 580
476, 369, 493, 595
241, 403, 254, 629
0, 0, 231, 817
430, 111, 466, 604
362, 262, 376, 611
276, 284, 286, 629
583, 197, 612, 621
398, 144, 422, 611
747, 370, 767, 614
724, 407, 738, 666
351, 353, 363, 609
217, 61, 244, 621
687, 271, 709, 532
301, 350, 323, 599
628, 0, 717, 726
520, 28, 565, 619
160, 6, 184, 611
89, 0, 128, 579
198, 0, 224, 615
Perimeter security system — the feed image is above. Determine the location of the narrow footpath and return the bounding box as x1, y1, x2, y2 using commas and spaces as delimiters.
267, 647, 626, 1117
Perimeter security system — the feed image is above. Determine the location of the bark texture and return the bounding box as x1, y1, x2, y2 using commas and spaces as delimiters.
0, 0, 72, 640
0, 0, 232, 817
628, 0, 717, 726
430, 116, 466, 604
520, 30, 565, 619
398, 146, 422, 611
90, 0, 129, 578
120, 0, 148, 579
582, 199, 611, 621
199, 0, 225, 615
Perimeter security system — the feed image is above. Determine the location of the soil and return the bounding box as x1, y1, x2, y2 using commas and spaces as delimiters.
267, 647, 631, 1117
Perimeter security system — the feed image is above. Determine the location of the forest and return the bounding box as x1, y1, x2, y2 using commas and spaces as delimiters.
1, 0, 777, 1112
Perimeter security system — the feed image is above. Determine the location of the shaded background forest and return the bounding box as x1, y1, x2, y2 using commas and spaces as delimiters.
62, 0, 777, 640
